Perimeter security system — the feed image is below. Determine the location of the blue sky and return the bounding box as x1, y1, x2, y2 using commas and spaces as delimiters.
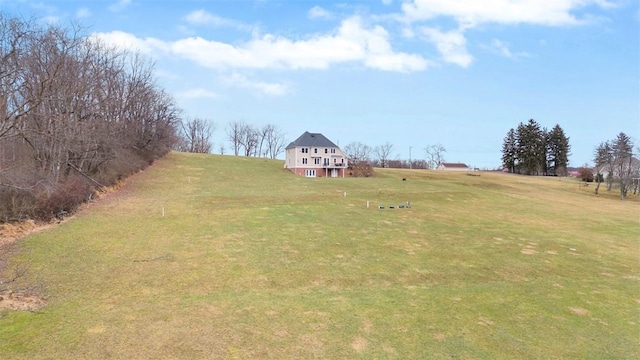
3, 0, 638, 168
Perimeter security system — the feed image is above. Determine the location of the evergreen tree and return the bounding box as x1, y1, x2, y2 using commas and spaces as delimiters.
515, 119, 545, 175
594, 141, 614, 193
546, 124, 571, 176
501, 128, 517, 173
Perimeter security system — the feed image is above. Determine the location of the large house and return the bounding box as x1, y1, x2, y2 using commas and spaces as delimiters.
285, 131, 347, 177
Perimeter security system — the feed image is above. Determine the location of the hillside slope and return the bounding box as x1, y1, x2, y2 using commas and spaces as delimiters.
1, 152, 638, 359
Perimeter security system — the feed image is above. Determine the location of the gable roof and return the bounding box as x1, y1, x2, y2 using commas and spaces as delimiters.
440, 163, 469, 168
286, 131, 339, 149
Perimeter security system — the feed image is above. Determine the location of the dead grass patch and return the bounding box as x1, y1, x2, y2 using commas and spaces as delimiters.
569, 307, 589, 316
433, 333, 447, 341
0, 290, 46, 311
0, 220, 46, 249
351, 335, 368, 353
521, 245, 538, 255
477, 317, 495, 326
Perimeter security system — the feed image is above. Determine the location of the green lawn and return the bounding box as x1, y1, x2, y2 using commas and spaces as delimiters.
1, 152, 638, 359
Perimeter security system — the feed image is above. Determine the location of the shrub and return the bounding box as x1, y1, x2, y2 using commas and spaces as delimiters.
348, 162, 375, 177
33, 177, 92, 221
578, 167, 594, 182
0, 187, 37, 222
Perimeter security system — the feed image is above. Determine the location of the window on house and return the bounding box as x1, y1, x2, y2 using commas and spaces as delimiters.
314, 148, 318, 153
314, 158, 320, 165
331, 149, 336, 154
305, 169, 316, 177
324, 149, 328, 153
302, 158, 307, 164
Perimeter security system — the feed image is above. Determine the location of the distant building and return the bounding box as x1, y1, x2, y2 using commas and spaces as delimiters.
437, 163, 470, 171
284, 131, 348, 177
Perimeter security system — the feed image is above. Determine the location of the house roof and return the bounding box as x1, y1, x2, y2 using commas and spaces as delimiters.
440, 163, 469, 168
285, 131, 339, 150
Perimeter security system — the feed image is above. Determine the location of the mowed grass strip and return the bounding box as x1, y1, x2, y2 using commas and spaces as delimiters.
1, 152, 638, 359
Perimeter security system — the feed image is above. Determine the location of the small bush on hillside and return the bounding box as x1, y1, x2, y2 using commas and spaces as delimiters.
0, 187, 37, 223
578, 167, 594, 182
33, 177, 92, 221
348, 162, 375, 177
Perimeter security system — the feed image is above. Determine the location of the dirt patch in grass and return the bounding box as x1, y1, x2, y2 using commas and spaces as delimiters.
0, 290, 46, 311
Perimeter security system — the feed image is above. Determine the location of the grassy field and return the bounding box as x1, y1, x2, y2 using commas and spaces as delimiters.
1, 152, 638, 359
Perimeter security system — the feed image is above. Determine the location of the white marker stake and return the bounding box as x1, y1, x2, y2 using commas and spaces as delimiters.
162, 207, 165, 217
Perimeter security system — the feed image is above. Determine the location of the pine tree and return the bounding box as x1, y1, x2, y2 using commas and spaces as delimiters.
546, 124, 571, 176
515, 119, 545, 175
501, 128, 517, 173
594, 141, 614, 193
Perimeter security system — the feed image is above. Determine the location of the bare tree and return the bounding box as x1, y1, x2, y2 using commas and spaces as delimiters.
0, 15, 33, 141
424, 144, 446, 169
0, 15, 180, 221
240, 124, 259, 157
612, 132, 635, 199
343, 142, 372, 164
256, 125, 270, 157
264, 124, 286, 159
374, 142, 393, 168
226, 121, 244, 156
594, 133, 637, 199
180, 118, 214, 153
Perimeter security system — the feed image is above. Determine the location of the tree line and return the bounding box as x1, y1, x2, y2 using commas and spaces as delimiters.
501, 119, 570, 176
341, 141, 444, 170
0, 14, 180, 222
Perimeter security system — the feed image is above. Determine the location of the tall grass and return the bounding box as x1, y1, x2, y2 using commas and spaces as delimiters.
1, 152, 638, 359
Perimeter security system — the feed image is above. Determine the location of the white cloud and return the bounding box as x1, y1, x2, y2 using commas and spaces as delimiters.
41, 15, 61, 24
176, 88, 219, 100
308, 6, 334, 20
401, 1, 613, 68
483, 39, 531, 59
91, 31, 167, 54
95, 16, 430, 73
183, 10, 253, 31
30, 2, 58, 14
420, 27, 472, 67
109, 0, 132, 12
382, 0, 394, 5
76, 7, 91, 18
401, 0, 615, 27
224, 73, 290, 96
